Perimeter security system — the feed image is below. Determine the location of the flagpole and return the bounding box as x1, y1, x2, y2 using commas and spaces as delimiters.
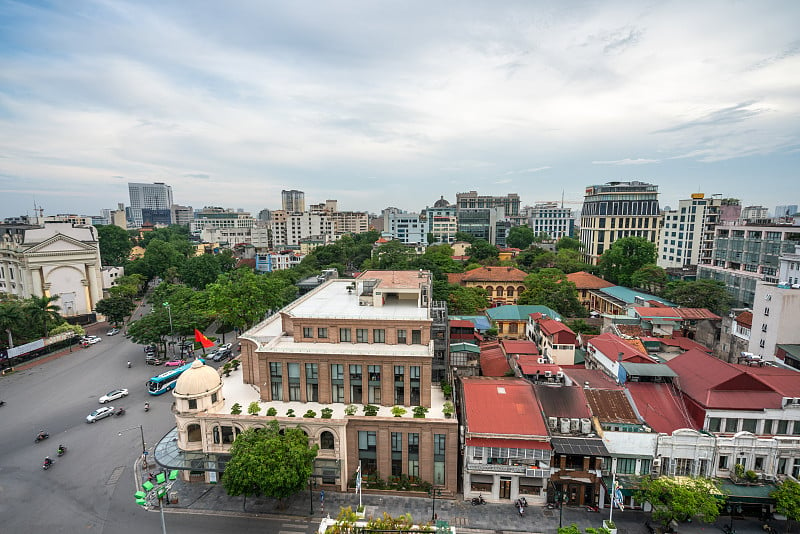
609, 471, 615, 523
358, 461, 362, 509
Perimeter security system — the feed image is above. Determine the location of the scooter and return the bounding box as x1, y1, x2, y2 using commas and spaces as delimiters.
144, 403, 150, 412
586, 505, 600, 512
42, 458, 54, 470
519, 497, 528, 507
35, 432, 50, 443
115, 407, 126, 417
0, 400, 5, 406
57, 445, 67, 457
471, 494, 486, 506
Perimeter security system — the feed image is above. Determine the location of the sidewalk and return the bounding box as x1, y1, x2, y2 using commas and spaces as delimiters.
160, 479, 790, 534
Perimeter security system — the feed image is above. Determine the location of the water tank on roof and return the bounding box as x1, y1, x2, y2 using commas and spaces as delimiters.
560, 418, 571, 434
570, 418, 580, 432
581, 418, 592, 434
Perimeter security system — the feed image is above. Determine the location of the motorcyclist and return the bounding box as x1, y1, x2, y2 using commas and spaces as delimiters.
57, 444, 66, 455
127, 361, 131, 368
37, 430, 47, 440
44, 456, 53, 467
144, 402, 150, 411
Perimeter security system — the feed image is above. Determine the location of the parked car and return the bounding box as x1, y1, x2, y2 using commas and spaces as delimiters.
107, 328, 120, 336
146, 356, 164, 366
212, 348, 232, 362
86, 406, 115, 423
80, 336, 102, 346
99, 388, 129, 403
218, 343, 233, 352
164, 359, 186, 367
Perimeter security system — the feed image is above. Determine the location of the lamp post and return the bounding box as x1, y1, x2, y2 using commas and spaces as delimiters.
134, 470, 178, 534
550, 480, 565, 528
163, 302, 173, 355
430, 486, 442, 521
726, 504, 742, 534
119, 425, 146, 468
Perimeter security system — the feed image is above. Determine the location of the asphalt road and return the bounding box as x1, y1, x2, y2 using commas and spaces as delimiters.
0, 326, 315, 534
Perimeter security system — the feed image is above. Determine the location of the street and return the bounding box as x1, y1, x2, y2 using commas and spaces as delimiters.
0, 325, 315, 534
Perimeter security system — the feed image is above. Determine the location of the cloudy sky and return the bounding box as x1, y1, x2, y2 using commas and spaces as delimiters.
1, 1, 799, 218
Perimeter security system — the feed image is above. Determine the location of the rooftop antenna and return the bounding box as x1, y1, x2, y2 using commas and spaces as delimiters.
561, 190, 565, 209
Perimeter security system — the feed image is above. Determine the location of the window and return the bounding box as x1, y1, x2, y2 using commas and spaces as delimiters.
303, 327, 313, 338
639, 459, 651, 475
741, 419, 757, 433
188, 399, 197, 410
410, 366, 421, 405
777, 420, 789, 434
412, 330, 422, 344
373, 329, 385, 343
708, 417, 721, 432
762, 324, 768, 333
187, 423, 201, 442
617, 458, 636, 474
368, 365, 382, 404
674, 458, 694, 476
270, 362, 283, 400
725, 418, 738, 433
356, 329, 369, 343
434, 434, 446, 485
763, 419, 774, 434
765, 307, 770, 316
391, 432, 403, 477
305, 363, 318, 402
288, 363, 301, 401
320, 431, 335, 450
350, 364, 362, 403
317, 327, 328, 339
408, 433, 419, 478
397, 329, 407, 344
754, 456, 765, 471
358, 431, 377, 475
394, 365, 405, 405
719, 455, 729, 469
340, 328, 351, 342
331, 364, 344, 403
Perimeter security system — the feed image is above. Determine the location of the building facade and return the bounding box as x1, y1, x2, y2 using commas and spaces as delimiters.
579, 181, 660, 265
528, 203, 574, 240
281, 189, 305, 212
128, 182, 173, 227
384, 211, 426, 244
657, 193, 722, 269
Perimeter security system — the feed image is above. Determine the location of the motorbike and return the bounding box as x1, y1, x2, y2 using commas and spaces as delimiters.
115, 407, 126, 417
518, 497, 528, 507
144, 403, 150, 412
35, 432, 50, 443
516, 501, 525, 517
57, 445, 67, 456
471, 494, 486, 506
0, 400, 5, 406
722, 525, 736, 534
127, 361, 131, 368
763, 525, 777, 534
586, 505, 600, 512
42, 458, 54, 470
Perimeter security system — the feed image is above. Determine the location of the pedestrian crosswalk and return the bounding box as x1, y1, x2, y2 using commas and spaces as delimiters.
452, 516, 469, 527
278, 522, 311, 534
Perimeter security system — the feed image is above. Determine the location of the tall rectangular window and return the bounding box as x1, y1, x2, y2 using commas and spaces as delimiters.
368, 365, 382, 404
391, 432, 403, 478
397, 329, 407, 344
270, 362, 283, 400
358, 431, 377, 475
317, 327, 328, 339
708, 417, 721, 432
411, 330, 422, 344
639, 459, 651, 475
356, 329, 369, 343
339, 328, 351, 342
350, 364, 362, 403
725, 418, 739, 433
331, 364, 344, 403
373, 329, 386, 343
408, 432, 419, 479
410, 366, 421, 405
433, 434, 446, 485
305, 363, 318, 402
288, 363, 301, 401
303, 327, 313, 338
394, 365, 405, 405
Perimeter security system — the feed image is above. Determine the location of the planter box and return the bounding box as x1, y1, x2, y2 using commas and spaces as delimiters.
603, 520, 618, 534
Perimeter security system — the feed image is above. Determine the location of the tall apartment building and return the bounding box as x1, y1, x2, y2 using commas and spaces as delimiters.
128, 182, 173, 227
191, 207, 256, 238
170, 204, 194, 227
422, 201, 458, 244
270, 210, 334, 248
456, 191, 522, 225
281, 189, 305, 212
657, 193, 722, 269
528, 202, 574, 240
697, 223, 800, 307
579, 181, 660, 264
457, 208, 505, 245
330, 211, 369, 235
384, 211, 426, 244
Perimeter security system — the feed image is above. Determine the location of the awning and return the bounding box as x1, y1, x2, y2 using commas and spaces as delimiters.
717, 481, 778, 504
466, 437, 551, 450
550, 437, 610, 457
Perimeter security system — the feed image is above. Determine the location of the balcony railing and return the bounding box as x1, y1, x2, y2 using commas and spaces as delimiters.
466, 463, 527, 474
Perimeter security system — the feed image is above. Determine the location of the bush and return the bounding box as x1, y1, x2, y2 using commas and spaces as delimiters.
363, 404, 379, 416
286, 408, 295, 417
442, 401, 454, 417
412, 406, 428, 418
247, 401, 261, 415
344, 404, 357, 416
230, 403, 242, 415
321, 407, 333, 419
391, 405, 407, 417
266, 407, 277, 416
745, 470, 759, 483
303, 410, 317, 418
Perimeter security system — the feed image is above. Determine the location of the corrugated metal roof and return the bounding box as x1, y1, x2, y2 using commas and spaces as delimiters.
501, 340, 540, 355
480, 343, 511, 376
621, 362, 678, 377
462, 377, 549, 437
599, 286, 675, 306
625, 382, 696, 433
533, 384, 592, 419
465, 437, 551, 450
585, 389, 640, 424
486, 305, 562, 321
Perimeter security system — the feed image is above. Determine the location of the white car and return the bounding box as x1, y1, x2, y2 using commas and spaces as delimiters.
99, 388, 129, 404
81, 336, 102, 345
218, 343, 233, 352
107, 328, 120, 336
86, 406, 114, 423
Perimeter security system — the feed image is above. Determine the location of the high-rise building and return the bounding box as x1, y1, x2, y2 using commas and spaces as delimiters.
774, 204, 799, 218
457, 207, 504, 245
579, 181, 660, 264
170, 204, 194, 227
384, 211, 426, 244
528, 202, 574, 240
422, 199, 458, 244
128, 182, 173, 227
657, 193, 722, 269
281, 189, 305, 212
456, 191, 522, 225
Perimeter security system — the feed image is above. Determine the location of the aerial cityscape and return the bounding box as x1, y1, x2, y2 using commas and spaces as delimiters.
1, 1, 800, 533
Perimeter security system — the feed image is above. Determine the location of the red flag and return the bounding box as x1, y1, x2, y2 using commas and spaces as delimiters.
194, 328, 214, 349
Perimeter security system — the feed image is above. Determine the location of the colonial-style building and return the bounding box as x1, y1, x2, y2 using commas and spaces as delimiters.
447, 266, 528, 307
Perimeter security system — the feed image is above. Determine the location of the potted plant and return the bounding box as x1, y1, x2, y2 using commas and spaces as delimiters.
287, 408, 295, 417
442, 401, 454, 418
391, 405, 407, 417
230, 403, 242, 415
412, 406, 428, 418
321, 407, 333, 419
247, 401, 261, 415
303, 409, 317, 418
603, 519, 617, 534
222, 363, 232, 377
266, 407, 277, 416
363, 404, 379, 416
344, 404, 357, 416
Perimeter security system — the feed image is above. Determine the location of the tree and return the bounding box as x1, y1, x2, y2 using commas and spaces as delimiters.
516, 247, 554, 272
771, 479, 800, 529
26, 295, 63, 337
663, 279, 732, 314
598, 237, 656, 286
506, 225, 536, 249
95, 294, 136, 326
207, 269, 297, 333
363, 240, 414, 270
222, 422, 318, 508
180, 254, 226, 290
454, 231, 476, 244
96, 224, 132, 266
0, 300, 23, 348
556, 237, 582, 251
553, 248, 589, 274
447, 286, 489, 314
465, 239, 499, 262
566, 318, 600, 336
634, 476, 722, 528
517, 269, 587, 317
631, 264, 667, 294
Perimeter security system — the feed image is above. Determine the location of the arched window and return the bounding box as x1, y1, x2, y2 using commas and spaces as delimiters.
485, 286, 494, 296
496, 286, 504, 296
517, 286, 525, 296
320, 431, 335, 450
187, 424, 202, 442
506, 286, 515, 297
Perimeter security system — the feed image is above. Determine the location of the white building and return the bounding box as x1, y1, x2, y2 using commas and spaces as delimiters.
270, 211, 334, 248
191, 207, 256, 240
528, 203, 574, 240
748, 278, 800, 360
255, 251, 305, 272
128, 182, 173, 227
657, 193, 722, 269
384, 211, 426, 245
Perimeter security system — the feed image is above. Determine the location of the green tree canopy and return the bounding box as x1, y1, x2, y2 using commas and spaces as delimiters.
363, 240, 414, 270
556, 237, 582, 251
222, 422, 318, 505
466, 239, 499, 262
26, 295, 63, 337
515, 247, 555, 272
454, 231, 476, 244
179, 253, 228, 290
771, 479, 800, 526
207, 269, 297, 332
0, 299, 24, 348
97, 224, 133, 266
631, 264, 668, 294
447, 286, 489, 314
95, 294, 136, 326
634, 476, 722, 527
663, 279, 732, 314
506, 225, 536, 249
598, 237, 657, 286
517, 268, 587, 317
553, 248, 589, 274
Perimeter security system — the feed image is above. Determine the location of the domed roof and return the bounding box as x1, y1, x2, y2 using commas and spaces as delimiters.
433, 196, 450, 208
174, 359, 222, 397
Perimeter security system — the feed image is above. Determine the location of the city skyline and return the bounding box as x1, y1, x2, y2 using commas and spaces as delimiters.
1, 1, 799, 218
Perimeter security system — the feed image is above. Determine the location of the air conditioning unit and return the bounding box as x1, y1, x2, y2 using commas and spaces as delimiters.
570, 418, 580, 432
560, 418, 571, 434
544, 371, 552, 378
556, 371, 564, 380
537, 357, 545, 364
581, 418, 592, 434
548, 417, 558, 430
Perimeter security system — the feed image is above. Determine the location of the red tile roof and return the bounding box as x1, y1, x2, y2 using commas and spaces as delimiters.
462, 377, 549, 437
566, 271, 615, 290
447, 272, 467, 284
460, 266, 528, 283
538, 318, 577, 342
501, 340, 539, 355
735, 311, 753, 328
480, 343, 511, 376
673, 308, 722, 321
450, 320, 476, 328
633, 307, 683, 320
626, 382, 696, 433
562, 368, 622, 390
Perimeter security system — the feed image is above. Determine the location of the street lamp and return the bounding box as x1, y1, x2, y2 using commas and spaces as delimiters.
163, 302, 173, 355
725, 504, 742, 534
549, 480, 565, 528
134, 470, 178, 534
119, 425, 147, 469
429, 486, 442, 521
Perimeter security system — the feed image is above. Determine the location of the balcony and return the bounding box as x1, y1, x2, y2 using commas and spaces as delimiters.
467, 462, 527, 474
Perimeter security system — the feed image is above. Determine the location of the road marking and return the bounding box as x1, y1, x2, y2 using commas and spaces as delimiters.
106, 466, 125, 486
452, 517, 469, 527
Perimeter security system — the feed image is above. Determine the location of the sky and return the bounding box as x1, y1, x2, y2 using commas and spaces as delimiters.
1, 1, 799, 219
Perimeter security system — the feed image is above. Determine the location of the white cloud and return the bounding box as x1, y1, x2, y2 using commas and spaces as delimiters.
592, 158, 660, 165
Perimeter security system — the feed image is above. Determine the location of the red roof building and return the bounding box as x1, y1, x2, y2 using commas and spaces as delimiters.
530, 315, 578, 365
447, 266, 528, 306
586, 332, 657, 381
625, 382, 696, 433
479, 342, 511, 376
566, 271, 614, 307
501, 340, 539, 355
